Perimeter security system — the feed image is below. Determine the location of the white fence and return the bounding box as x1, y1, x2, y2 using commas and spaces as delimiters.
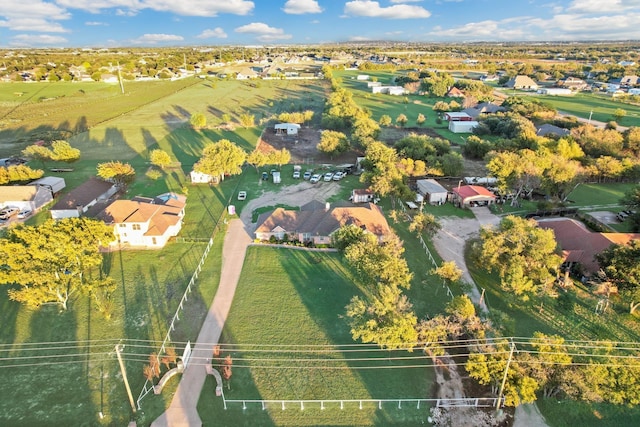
136, 237, 215, 409
221, 397, 503, 411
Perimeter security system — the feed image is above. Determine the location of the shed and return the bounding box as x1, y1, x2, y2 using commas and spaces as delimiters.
448, 120, 478, 133
416, 179, 448, 205
444, 112, 473, 121
274, 123, 301, 135
351, 188, 375, 203
190, 170, 219, 185
30, 176, 66, 195
452, 185, 496, 208
537, 88, 572, 96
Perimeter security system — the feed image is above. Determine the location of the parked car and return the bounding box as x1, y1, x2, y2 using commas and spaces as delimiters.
17, 209, 32, 219
332, 171, 344, 181
323, 172, 334, 182
237, 191, 247, 201
310, 174, 321, 183
293, 170, 300, 179
261, 171, 269, 180
0, 207, 20, 220
303, 170, 312, 180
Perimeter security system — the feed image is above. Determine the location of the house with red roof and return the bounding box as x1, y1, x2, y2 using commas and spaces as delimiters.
451, 185, 496, 208
97, 192, 186, 249
537, 218, 640, 275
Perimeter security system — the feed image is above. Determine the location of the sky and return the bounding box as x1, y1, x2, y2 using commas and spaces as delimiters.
1, 0, 640, 48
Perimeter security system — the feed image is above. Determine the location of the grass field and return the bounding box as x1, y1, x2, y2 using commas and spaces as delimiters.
0, 77, 330, 425
519, 92, 640, 128
197, 247, 433, 426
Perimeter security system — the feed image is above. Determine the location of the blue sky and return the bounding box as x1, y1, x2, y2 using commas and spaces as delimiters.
1, 0, 640, 48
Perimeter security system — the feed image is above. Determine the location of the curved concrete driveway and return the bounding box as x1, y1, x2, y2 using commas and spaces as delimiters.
151, 219, 252, 427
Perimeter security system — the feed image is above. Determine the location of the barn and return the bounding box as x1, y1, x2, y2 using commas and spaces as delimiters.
448, 120, 478, 133
274, 123, 301, 135
416, 179, 448, 205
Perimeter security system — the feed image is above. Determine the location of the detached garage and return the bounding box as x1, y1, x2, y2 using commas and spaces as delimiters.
416, 179, 448, 205
452, 185, 496, 208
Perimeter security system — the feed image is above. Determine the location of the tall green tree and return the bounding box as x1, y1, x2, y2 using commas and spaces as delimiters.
346, 283, 418, 350
96, 161, 136, 188
360, 141, 406, 198
194, 139, 246, 182
597, 240, 640, 313
150, 149, 172, 170
317, 130, 349, 159
0, 218, 115, 310
0, 164, 44, 184
477, 215, 562, 298
246, 149, 268, 173
51, 140, 81, 163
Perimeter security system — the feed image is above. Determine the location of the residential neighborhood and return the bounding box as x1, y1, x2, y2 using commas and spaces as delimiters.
1, 36, 640, 427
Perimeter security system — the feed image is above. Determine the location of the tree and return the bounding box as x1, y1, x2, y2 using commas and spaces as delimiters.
360, 141, 406, 198
96, 161, 136, 188
408, 212, 441, 237
351, 117, 380, 148
396, 114, 408, 127
22, 144, 54, 167
0, 218, 115, 310
332, 224, 366, 251
246, 149, 268, 174
317, 130, 349, 159
477, 215, 562, 298
597, 241, 640, 312
267, 148, 291, 169
416, 113, 426, 126
434, 261, 463, 285
0, 164, 43, 185
194, 139, 246, 182
523, 333, 572, 398
379, 115, 392, 127
190, 112, 207, 129
346, 283, 418, 350
51, 140, 81, 163
613, 108, 627, 122
150, 149, 172, 170
221, 355, 233, 390
238, 112, 255, 128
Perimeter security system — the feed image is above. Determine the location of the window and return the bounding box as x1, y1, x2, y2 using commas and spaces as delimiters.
152, 237, 157, 245
132, 224, 141, 230
119, 224, 126, 228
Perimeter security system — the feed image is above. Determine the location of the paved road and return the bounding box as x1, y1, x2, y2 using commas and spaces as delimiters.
151, 219, 252, 427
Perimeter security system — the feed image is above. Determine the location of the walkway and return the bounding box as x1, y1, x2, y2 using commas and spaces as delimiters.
151, 219, 252, 427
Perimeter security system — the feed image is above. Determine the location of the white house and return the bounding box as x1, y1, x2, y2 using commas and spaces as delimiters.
274, 122, 301, 135
629, 88, 640, 95
50, 178, 117, 220
97, 193, 186, 249
356, 74, 370, 80
448, 120, 478, 133
351, 188, 375, 203
416, 179, 448, 205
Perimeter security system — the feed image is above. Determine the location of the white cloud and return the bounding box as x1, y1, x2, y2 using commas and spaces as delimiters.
567, 0, 640, 13
55, 0, 254, 17
283, 0, 323, 14
85, 21, 108, 26
350, 36, 372, 41
0, 0, 70, 32
234, 22, 292, 42
10, 34, 68, 47
196, 28, 227, 39
116, 8, 138, 16
344, 1, 431, 19
131, 33, 185, 44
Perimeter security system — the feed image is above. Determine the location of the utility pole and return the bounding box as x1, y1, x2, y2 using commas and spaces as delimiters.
115, 344, 137, 414
116, 61, 124, 95
495, 341, 515, 412
588, 110, 593, 125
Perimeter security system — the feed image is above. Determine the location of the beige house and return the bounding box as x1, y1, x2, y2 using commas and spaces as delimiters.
255, 201, 390, 245
97, 193, 186, 249
505, 75, 538, 90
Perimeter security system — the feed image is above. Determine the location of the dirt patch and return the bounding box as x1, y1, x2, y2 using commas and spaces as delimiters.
258, 127, 362, 165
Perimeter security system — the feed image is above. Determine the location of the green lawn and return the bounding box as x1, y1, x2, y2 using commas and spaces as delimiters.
520, 92, 640, 128
197, 247, 433, 426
